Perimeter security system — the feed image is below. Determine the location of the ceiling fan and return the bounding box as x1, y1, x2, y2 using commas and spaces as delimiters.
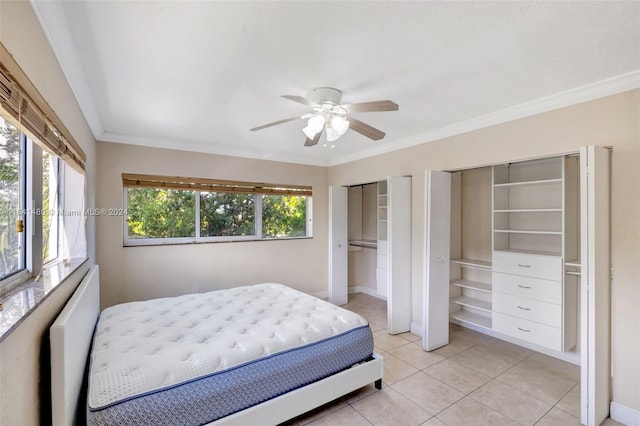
250, 87, 399, 148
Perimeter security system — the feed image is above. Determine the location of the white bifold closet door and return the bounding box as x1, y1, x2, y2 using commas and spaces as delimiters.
328, 179, 412, 335
423, 170, 451, 350
329, 185, 348, 306
580, 145, 611, 426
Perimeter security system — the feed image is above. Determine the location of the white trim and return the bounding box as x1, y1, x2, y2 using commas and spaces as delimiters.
410, 322, 423, 338
309, 290, 328, 300
610, 401, 640, 426
29, 0, 104, 140
27, 2, 640, 169
348, 285, 385, 300
328, 71, 640, 166
100, 131, 329, 167
99, 71, 640, 167
450, 317, 581, 365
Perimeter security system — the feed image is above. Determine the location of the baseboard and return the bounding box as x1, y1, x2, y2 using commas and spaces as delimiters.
611, 401, 640, 426
450, 318, 581, 365
349, 286, 386, 300
310, 290, 328, 300
410, 322, 423, 338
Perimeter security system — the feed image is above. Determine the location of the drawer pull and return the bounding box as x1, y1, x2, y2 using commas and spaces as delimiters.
517, 305, 531, 311
517, 327, 531, 333
517, 285, 531, 289
517, 264, 531, 268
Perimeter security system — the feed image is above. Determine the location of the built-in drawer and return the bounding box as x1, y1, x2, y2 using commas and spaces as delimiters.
493, 251, 562, 281
493, 292, 562, 327
493, 272, 562, 304
493, 312, 561, 351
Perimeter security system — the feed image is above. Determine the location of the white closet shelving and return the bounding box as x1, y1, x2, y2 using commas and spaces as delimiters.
491, 157, 579, 352
436, 156, 579, 353
448, 169, 493, 331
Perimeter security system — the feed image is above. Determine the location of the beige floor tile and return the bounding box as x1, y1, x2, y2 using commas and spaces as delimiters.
424, 359, 491, 394
297, 399, 349, 425
381, 353, 419, 385
304, 405, 372, 426
450, 340, 530, 378
373, 330, 411, 351
388, 342, 446, 370
524, 353, 580, 382
420, 417, 447, 426
343, 383, 382, 405
397, 332, 422, 342
429, 327, 487, 358
555, 383, 580, 418
470, 380, 552, 425
495, 356, 578, 405
392, 371, 464, 415
351, 387, 432, 426
535, 407, 581, 426
601, 418, 625, 426
436, 396, 519, 426
367, 314, 389, 332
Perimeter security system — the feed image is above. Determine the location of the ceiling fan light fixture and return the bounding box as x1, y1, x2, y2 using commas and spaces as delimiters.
326, 126, 340, 142
308, 114, 325, 132
331, 115, 349, 135
302, 125, 318, 139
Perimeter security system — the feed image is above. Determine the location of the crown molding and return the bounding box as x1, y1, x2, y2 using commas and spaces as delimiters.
30, 0, 639, 168
99, 132, 330, 167
29, 0, 104, 139
328, 70, 640, 166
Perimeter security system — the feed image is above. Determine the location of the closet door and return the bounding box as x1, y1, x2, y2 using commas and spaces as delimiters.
423, 170, 451, 350
329, 186, 348, 305
580, 145, 611, 426
387, 176, 412, 334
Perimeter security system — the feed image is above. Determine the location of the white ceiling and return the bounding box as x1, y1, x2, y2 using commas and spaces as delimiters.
32, 1, 640, 166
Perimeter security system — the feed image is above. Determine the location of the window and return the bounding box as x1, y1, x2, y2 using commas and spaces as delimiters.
123, 174, 312, 245
0, 48, 87, 293
0, 116, 25, 281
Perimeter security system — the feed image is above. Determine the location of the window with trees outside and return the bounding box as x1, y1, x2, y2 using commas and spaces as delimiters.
1, 53, 88, 294
123, 174, 312, 245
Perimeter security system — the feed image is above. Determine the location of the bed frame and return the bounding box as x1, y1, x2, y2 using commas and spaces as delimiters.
50, 265, 383, 426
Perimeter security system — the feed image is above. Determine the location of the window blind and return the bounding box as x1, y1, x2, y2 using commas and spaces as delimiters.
122, 173, 312, 196
0, 43, 86, 171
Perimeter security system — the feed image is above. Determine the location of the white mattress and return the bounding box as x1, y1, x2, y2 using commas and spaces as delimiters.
88, 283, 368, 409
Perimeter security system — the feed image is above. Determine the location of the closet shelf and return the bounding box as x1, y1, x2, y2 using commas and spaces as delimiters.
349, 240, 377, 248
450, 258, 492, 270
451, 279, 492, 293
494, 229, 562, 235
494, 248, 562, 257
493, 178, 562, 188
494, 209, 562, 213
452, 296, 492, 312
450, 310, 492, 329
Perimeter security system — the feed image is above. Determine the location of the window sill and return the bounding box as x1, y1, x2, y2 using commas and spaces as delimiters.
124, 236, 313, 247
0, 258, 89, 343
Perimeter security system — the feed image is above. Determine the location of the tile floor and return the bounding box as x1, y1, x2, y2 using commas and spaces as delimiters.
285, 293, 623, 426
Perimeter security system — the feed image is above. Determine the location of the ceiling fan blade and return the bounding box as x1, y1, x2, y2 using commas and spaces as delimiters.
282, 95, 320, 108
304, 130, 322, 147
342, 100, 399, 113
347, 117, 386, 141
250, 116, 301, 131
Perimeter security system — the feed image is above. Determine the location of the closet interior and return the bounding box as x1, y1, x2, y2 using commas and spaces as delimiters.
448, 155, 581, 358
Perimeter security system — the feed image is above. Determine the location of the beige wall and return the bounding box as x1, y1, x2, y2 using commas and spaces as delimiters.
0, 1, 98, 425
96, 142, 328, 308
329, 90, 640, 413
